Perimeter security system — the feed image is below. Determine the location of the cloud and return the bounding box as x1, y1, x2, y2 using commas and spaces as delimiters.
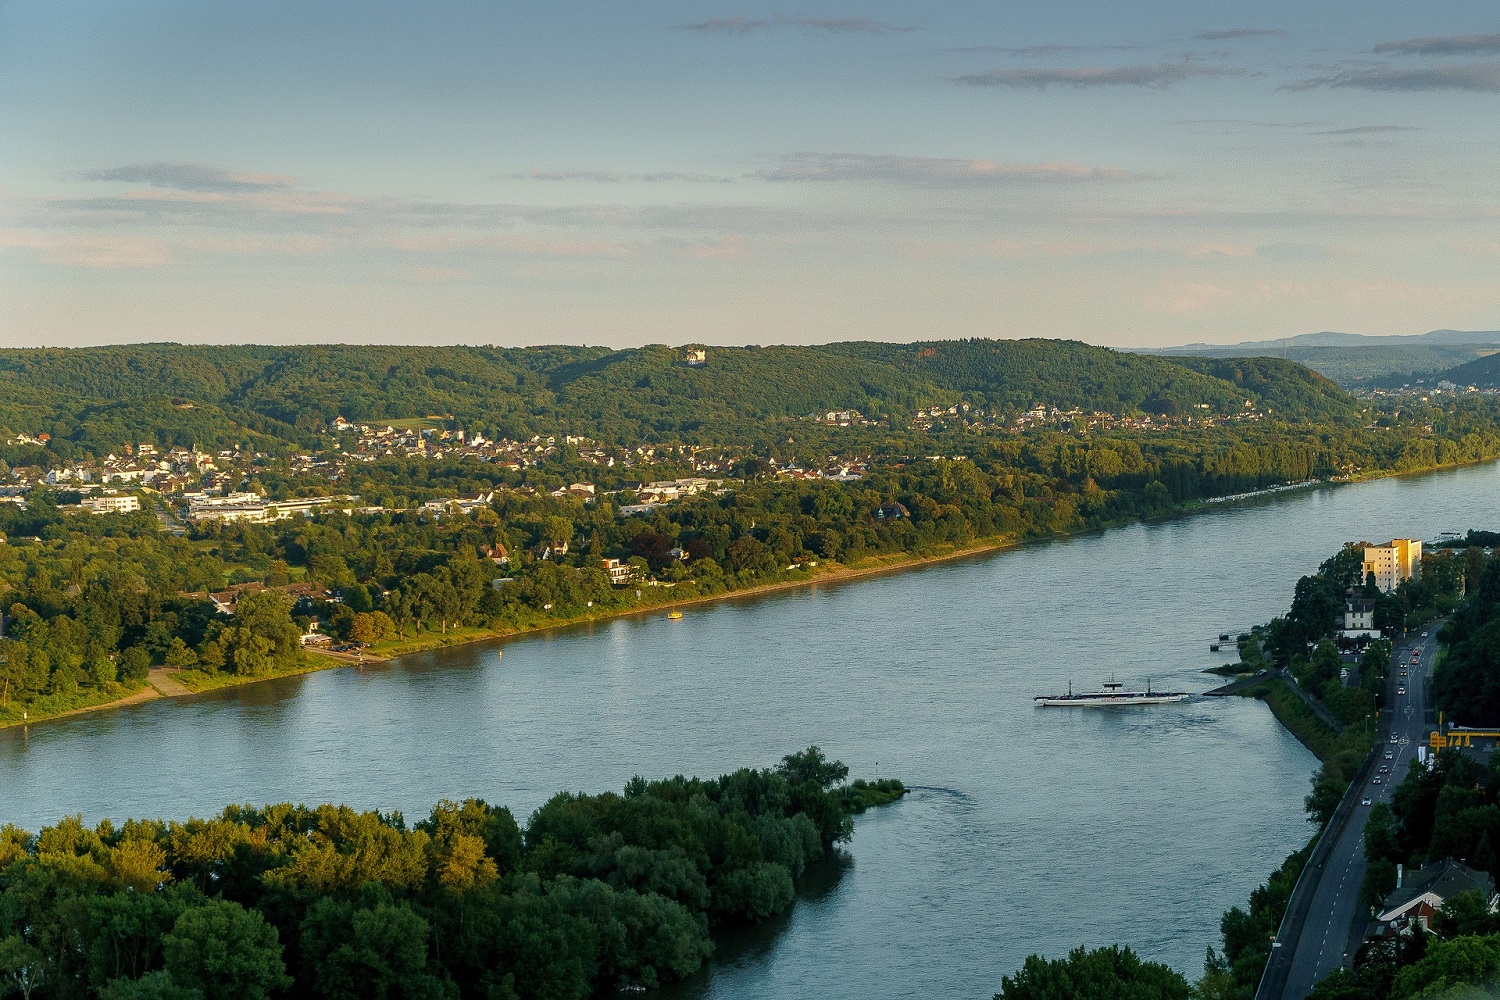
955, 62, 1244, 89
1314, 124, 1423, 135
386, 234, 635, 257
72, 162, 295, 193
676, 14, 915, 35
752, 153, 1135, 185
937, 43, 1141, 57
1148, 281, 1233, 314
0, 230, 170, 268
1374, 34, 1500, 57
1195, 28, 1284, 40
509, 169, 734, 184
683, 236, 749, 259
1287, 63, 1500, 92
1186, 242, 1256, 258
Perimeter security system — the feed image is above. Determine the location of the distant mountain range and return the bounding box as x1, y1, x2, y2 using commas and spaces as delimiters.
1132, 330, 1500, 388
1145, 329, 1500, 352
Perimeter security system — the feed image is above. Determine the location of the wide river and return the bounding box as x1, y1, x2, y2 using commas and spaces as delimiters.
4, 463, 1499, 997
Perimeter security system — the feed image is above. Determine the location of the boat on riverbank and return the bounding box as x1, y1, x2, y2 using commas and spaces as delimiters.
1034, 679, 1191, 707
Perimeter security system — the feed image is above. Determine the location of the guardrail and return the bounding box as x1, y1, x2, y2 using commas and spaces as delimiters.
1254, 723, 1381, 1000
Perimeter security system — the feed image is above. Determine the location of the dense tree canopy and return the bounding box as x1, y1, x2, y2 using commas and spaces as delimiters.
0, 751, 904, 999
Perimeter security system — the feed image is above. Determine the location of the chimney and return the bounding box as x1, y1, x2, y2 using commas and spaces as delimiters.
1397, 864, 1404, 889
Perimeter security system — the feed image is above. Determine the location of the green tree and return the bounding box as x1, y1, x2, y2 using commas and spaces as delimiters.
1390, 933, 1500, 999
119, 647, 151, 684
161, 900, 291, 1000
100, 971, 204, 1000
996, 945, 1190, 1000
0, 935, 46, 1000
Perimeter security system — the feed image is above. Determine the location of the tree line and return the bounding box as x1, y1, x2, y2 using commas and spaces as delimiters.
0, 748, 905, 999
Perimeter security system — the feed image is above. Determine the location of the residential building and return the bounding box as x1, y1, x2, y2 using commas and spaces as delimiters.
601, 558, 634, 585
1363, 539, 1422, 593
1375, 858, 1495, 935
81, 494, 140, 515
210, 582, 268, 615
188, 494, 356, 524
1341, 598, 1379, 637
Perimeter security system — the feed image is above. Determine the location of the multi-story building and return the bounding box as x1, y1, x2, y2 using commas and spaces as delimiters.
601, 558, 634, 585
1363, 538, 1422, 593
81, 494, 140, 515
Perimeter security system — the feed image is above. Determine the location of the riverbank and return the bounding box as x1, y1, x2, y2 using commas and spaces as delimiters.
0, 535, 1018, 730
1244, 677, 1345, 761
3, 454, 1489, 732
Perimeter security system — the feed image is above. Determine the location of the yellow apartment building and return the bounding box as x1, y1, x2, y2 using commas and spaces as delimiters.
1363, 538, 1422, 593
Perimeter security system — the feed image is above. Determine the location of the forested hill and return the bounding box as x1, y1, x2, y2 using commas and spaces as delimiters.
0, 339, 1355, 454
1434, 350, 1500, 389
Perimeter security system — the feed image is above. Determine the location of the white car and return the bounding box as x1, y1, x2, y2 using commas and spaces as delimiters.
1361, 798, 1373, 806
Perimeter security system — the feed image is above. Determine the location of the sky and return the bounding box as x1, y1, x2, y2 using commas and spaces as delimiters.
3, 1, 1500, 350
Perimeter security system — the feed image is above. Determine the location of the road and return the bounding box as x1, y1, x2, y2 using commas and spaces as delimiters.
1274, 626, 1439, 999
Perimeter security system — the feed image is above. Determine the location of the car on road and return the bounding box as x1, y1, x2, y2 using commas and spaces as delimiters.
1373, 777, 1383, 784
1422, 631, 1428, 637
1385, 751, 1394, 759
1379, 766, 1389, 773
1390, 735, 1399, 743
1398, 686, 1407, 695
1361, 798, 1373, 806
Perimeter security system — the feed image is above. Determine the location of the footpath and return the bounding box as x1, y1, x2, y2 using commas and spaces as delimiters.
147, 668, 192, 698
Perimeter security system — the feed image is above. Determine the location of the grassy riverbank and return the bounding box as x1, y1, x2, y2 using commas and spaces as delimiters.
0, 680, 154, 728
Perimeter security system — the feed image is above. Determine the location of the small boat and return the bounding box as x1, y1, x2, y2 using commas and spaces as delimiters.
1034, 678, 1190, 707
667, 610, 683, 620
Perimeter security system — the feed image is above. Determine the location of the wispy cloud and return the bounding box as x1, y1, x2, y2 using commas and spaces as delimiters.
956, 62, 1244, 89
1182, 118, 1325, 130
0, 230, 171, 268
676, 14, 915, 36
71, 162, 295, 193
1374, 34, 1500, 56
1313, 124, 1423, 136
1287, 63, 1500, 92
1195, 28, 1284, 41
938, 43, 1141, 57
753, 152, 1135, 184
509, 169, 734, 184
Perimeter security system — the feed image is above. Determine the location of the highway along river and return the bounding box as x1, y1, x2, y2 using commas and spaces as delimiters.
4, 462, 1500, 998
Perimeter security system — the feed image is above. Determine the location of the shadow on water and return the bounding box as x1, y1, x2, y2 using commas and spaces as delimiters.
657, 850, 855, 1000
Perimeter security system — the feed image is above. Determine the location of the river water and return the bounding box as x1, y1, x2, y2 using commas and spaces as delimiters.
4, 463, 1498, 997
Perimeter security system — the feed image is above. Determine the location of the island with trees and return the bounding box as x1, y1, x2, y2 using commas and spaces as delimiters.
0, 747, 904, 999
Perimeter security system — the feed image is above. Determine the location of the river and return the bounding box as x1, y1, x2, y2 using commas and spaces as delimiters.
4, 462, 1498, 997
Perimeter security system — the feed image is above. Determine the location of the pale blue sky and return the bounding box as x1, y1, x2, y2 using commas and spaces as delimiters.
3, 2, 1499, 348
